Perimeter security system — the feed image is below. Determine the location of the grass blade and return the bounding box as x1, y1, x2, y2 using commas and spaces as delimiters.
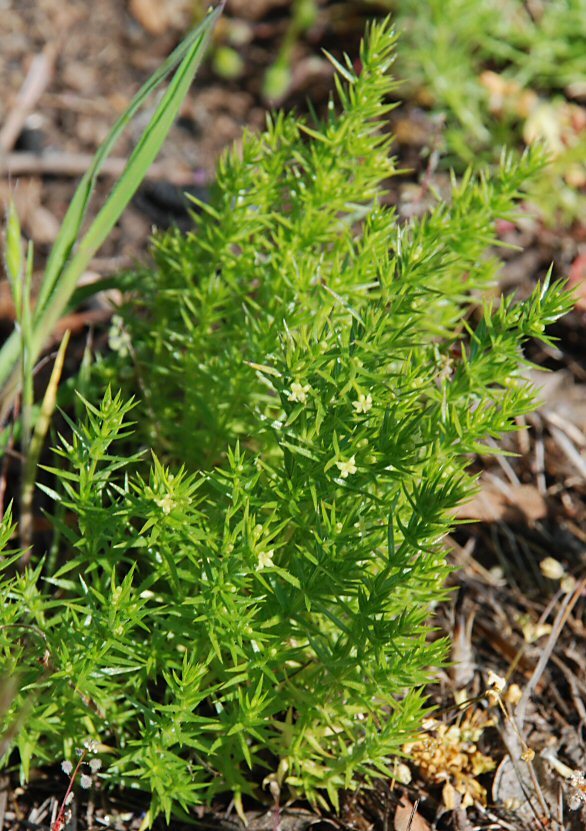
0, 3, 223, 405
36, 4, 222, 316
20, 330, 70, 557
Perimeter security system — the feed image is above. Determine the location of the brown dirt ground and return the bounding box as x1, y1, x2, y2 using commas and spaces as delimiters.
0, 2, 585, 831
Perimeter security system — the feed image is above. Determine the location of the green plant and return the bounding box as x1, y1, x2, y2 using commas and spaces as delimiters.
0, 17, 572, 825
0, 4, 223, 417
4, 200, 73, 552
199, 0, 318, 96
262, 0, 319, 101
388, 0, 586, 221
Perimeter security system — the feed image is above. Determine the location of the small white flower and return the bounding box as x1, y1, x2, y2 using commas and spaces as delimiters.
336, 456, 357, 478
108, 315, 132, 357
83, 738, 99, 754
61, 760, 73, 775
258, 549, 274, 569
89, 758, 102, 773
288, 381, 311, 404
80, 773, 92, 789
352, 393, 372, 414
155, 493, 175, 515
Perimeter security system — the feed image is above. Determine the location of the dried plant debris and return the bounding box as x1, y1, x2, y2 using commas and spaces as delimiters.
403, 714, 497, 810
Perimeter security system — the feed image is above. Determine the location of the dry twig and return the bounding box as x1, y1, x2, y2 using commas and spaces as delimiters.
0, 46, 57, 154
0, 151, 208, 187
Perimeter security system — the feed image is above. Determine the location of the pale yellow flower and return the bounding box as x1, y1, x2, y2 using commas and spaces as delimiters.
352, 393, 373, 414
258, 549, 275, 569
288, 381, 311, 404
155, 493, 175, 515
336, 456, 357, 478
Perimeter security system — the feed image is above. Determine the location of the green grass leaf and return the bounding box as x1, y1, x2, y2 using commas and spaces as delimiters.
0, 3, 223, 407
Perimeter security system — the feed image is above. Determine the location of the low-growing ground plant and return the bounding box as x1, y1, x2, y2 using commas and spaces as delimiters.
389, 0, 586, 222
0, 17, 572, 825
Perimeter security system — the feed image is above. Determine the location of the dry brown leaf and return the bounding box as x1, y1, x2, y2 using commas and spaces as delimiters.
394, 797, 430, 831
455, 482, 547, 523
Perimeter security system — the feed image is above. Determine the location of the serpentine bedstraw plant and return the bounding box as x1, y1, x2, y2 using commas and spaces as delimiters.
0, 17, 571, 825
